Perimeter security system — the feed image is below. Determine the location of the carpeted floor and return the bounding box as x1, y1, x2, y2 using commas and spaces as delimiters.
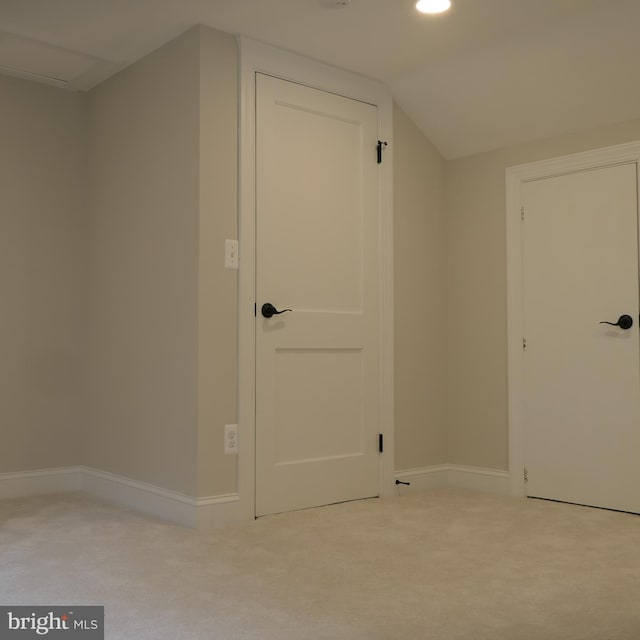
1, 488, 639, 639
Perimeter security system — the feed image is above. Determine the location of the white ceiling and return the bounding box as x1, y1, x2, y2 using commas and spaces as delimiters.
0, 0, 639, 158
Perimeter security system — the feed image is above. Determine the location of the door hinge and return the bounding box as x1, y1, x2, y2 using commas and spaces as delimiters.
254, 303, 256, 317
523, 337, 527, 351
377, 140, 388, 164
521, 205, 525, 221
378, 433, 384, 453
524, 467, 528, 484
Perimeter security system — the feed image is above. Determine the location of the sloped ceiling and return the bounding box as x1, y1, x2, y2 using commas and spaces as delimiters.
0, 0, 638, 158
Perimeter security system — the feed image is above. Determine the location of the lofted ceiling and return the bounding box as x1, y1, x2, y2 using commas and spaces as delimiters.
0, 0, 639, 158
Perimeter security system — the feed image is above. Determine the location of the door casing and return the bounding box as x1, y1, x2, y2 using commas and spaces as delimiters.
238, 38, 395, 519
506, 140, 640, 498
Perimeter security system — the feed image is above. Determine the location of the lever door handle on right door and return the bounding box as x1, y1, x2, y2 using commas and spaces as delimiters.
599, 314, 633, 330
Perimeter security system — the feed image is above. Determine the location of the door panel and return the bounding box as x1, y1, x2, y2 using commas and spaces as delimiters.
255, 74, 380, 517
273, 348, 364, 464
257, 93, 365, 313
523, 162, 640, 512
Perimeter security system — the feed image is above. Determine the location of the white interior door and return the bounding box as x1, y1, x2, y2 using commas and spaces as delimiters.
255, 74, 380, 517
522, 162, 640, 513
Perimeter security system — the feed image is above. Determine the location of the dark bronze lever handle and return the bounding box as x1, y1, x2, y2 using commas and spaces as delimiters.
600, 314, 633, 330
261, 303, 292, 319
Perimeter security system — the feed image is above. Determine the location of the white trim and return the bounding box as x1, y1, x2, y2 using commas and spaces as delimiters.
446, 465, 510, 495
506, 140, 640, 498
0, 466, 83, 499
394, 465, 449, 492
82, 468, 244, 528
81, 467, 199, 527
195, 493, 243, 529
394, 465, 510, 496
0, 466, 244, 529
2, 465, 510, 523
238, 38, 395, 516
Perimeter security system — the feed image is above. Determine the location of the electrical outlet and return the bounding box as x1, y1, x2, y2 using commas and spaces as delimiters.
224, 424, 238, 455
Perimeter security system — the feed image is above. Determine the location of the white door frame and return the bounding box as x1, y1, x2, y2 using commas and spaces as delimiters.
237, 38, 395, 519
506, 140, 640, 498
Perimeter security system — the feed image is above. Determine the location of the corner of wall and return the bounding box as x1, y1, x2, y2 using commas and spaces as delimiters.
196, 26, 240, 499
392, 103, 448, 471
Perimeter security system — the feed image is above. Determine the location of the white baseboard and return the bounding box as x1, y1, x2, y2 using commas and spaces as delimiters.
394, 464, 510, 496
446, 464, 510, 495
195, 493, 243, 528
0, 466, 245, 529
2, 464, 511, 527
394, 465, 450, 492
0, 467, 83, 499
80, 467, 200, 527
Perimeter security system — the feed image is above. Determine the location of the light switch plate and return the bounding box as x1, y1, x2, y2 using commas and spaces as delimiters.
225, 239, 239, 270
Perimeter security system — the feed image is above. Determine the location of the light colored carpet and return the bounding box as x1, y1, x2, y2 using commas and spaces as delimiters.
1, 488, 639, 639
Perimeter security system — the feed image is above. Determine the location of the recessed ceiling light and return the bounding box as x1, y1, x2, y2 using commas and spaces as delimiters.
416, 0, 451, 14
319, 0, 351, 8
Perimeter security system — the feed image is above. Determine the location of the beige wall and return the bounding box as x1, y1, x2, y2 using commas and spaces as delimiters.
0, 75, 88, 472
394, 105, 447, 470
197, 28, 239, 497
87, 29, 201, 495
86, 26, 238, 497
446, 117, 640, 470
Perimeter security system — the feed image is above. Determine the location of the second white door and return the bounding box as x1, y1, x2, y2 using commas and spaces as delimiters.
523, 162, 640, 513
255, 74, 381, 517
